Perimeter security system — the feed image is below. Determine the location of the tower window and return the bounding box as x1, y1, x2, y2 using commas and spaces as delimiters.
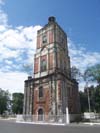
42, 34, 47, 44
39, 86, 43, 98
40, 56, 47, 72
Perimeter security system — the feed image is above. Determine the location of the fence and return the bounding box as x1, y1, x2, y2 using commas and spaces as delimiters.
16, 114, 69, 124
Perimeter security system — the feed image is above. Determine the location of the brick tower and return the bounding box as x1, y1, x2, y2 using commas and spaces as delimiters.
23, 17, 80, 121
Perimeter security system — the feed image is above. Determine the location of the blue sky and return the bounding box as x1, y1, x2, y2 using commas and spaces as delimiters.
0, 0, 100, 93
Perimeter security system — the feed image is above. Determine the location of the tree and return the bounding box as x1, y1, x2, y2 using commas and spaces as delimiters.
71, 66, 81, 81
84, 64, 100, 85
82, 64, 100, 113
80, 85, 100, 113
79, 91, 88, 113
94, 85, 100, 112
0, 89, 10, 115
12, 93, 24, 114
79, 85, 96, 113
71, 64, 100, 113
84, 86, 96, 111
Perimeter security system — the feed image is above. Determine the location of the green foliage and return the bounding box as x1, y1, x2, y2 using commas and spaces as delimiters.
80, 85, 100, 113
71, 66, 81, 81
12, 93, 24, 114
85, 64, 100, 84
94, 86, 100, 112
0, 89, 10, 115
71, 64, 100, 113
79, 91, 88, 113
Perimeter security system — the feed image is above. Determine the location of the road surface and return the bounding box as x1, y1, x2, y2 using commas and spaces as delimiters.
0, 120, 100, 133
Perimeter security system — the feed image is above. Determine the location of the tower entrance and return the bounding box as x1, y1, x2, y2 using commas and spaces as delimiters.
38, 108, 44, 121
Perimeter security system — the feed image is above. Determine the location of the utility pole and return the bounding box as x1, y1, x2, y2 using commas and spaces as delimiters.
86, 81, 91, 120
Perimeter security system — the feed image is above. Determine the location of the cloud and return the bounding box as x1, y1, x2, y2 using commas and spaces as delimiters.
0, 25, 42, 69
0, 71, 28, 93
0, 24, 41, 93
68, 39, 100, 72
0, 2, 42, 93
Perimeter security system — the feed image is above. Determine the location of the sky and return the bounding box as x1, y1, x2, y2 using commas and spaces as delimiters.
0, 0, 100, 93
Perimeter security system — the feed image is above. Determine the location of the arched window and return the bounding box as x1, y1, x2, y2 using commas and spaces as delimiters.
39, 86, 43, 98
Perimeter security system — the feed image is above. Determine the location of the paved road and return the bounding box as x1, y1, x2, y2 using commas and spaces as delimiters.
0, 120, 100, 133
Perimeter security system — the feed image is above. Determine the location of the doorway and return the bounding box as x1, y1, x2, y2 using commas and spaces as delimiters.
38, 108, 44, 121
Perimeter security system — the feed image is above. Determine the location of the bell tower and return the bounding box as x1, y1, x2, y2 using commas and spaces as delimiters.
23, 17, 80, 121
33, 16, 71, 116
